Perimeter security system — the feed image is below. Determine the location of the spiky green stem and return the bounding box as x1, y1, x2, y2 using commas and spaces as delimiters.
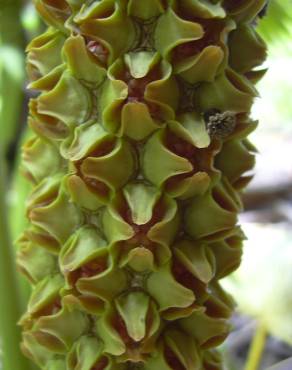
17, 2, 269, 370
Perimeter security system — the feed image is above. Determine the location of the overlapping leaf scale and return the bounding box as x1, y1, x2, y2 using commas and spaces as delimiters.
18, 0, 267, 369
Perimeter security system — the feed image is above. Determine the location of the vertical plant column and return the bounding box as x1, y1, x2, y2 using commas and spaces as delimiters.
18, 1, 267, 370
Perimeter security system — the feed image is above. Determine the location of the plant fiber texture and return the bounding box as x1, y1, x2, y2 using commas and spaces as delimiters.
18, 1, 267, 369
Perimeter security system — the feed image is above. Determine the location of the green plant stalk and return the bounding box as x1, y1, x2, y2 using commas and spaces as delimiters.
0, 155, 31, 370
245, 322, 267, 370
18, 1, 268, 369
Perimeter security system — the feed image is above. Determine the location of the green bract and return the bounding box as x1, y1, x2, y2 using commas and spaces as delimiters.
18, 0, 267, 369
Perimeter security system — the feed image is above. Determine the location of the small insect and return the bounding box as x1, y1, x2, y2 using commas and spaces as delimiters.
204, 109, 236, 139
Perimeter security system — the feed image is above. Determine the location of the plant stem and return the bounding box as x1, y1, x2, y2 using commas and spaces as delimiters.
244, 322, 267, 370
0, 155, 31, 370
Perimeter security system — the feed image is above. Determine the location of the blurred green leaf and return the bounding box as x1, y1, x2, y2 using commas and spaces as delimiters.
0, 0, 25, 154
22, 3, 40, 31
0, 45, 24, 150
21, 3, 42, 40
223, 224, 292, 345
258, 0, 292, 53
